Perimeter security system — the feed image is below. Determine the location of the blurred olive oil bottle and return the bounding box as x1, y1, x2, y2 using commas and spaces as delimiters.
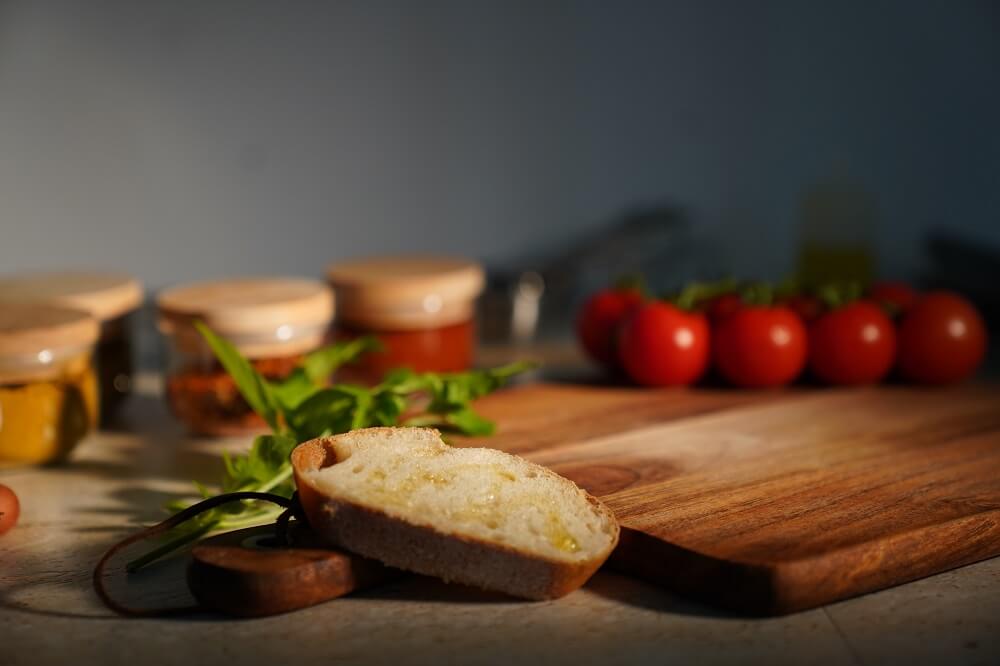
797, 174, 876, 288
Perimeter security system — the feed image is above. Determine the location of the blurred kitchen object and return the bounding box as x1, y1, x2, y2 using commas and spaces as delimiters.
796, 172, 877, 288
924, 231, 1000, 327
479, 206, 724, 347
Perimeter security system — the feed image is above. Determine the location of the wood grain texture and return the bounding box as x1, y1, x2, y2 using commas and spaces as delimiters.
464, 382, 1000, 614
187, 524, 397, 617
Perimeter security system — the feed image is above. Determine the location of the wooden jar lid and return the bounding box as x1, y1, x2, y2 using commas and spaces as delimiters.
0, 304, 99, 382
326, 256, 485, 329
157, 277, 334, 357
0, 271, 143, 322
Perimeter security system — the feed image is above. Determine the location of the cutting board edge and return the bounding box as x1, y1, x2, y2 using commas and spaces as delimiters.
611, 508, 1000, 615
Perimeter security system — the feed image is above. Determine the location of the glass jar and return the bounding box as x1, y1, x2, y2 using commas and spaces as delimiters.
0, 304, 99, 466
326, 256, 485, 383
156, 277, 334, 436
0, 272, 143, 426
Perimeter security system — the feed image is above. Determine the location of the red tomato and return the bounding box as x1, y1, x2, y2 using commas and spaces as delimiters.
809, 301, 896, 385
713, 306, 808, 388
778, 294, 824, 323
577, 289, 643, 368
869, 282, 919, 315
705, 293, 743, 323
897, 291, 987, 384
617, 302, 710, 386
0, 484, 19, 536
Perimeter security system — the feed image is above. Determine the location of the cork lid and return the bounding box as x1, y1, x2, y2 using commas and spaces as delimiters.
0, 271, 143, 322
0, 304, 99, 382
157, 277, 334, 357
326, 256, 485, 329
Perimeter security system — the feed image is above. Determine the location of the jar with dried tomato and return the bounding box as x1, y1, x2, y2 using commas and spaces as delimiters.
0, 272, 142, 427
156, 277, 334, 436
0, 304, 99, 466
326, 256, 485, 384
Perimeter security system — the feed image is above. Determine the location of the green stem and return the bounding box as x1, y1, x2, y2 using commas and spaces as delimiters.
673, 278, 739, 311
214, 507, 285, 531
741, 282, 774, 307
613, 273, 649, 297
256, 465, 293, 493
126, 468, 292, 573
125, 521, 217, 572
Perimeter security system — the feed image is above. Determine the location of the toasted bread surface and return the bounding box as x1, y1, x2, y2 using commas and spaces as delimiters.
292, 427, 619, 599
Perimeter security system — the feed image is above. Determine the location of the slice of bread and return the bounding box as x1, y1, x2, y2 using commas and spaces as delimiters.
291, 427, 619, 600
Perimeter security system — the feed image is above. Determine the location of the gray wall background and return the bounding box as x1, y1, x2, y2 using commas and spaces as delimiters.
1, 0, 997, 290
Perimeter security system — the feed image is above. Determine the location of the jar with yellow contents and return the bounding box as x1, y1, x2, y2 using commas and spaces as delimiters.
0, 271, 143, 427
0, 304, 99, 466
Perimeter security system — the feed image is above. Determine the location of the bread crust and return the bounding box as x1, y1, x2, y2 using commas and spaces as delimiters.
291, 431, 620, 600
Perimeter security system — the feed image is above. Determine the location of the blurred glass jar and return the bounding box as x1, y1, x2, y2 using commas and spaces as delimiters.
156, 277, 334, 436
326, 256, 485, 383
0, 271, 143, 427
0, 304, 99, 466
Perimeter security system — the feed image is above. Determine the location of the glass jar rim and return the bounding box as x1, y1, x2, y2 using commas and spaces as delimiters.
328, 256, 483, 330
0, 344, 94, 384
159, 318, 329, 359
0, 271, 143, 321
157, 277, 334, 335
0, 304, 99, 362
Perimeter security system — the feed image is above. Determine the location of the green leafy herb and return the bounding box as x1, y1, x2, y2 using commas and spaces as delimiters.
195, 321, 280, 431
128, 325, 535, 571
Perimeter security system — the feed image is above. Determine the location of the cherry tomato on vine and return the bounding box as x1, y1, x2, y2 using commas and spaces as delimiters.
0, 484, 19, 536
617, 301, 710, 386
705, 293, 743, 323
576, 288, 644, 368
897, 291, 986, 385
869, 282, 918, 315
713, 306, 808, 388
808, 301, 896, 385
778, 294, 824, 323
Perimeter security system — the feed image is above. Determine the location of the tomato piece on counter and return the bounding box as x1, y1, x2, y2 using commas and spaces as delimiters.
617, 301, 710, 386
896, 291, 987, 385
808, 301, 896, 385
705, 293, 743, 324
0, 484, 19, 536
713, 306, 808, 388
869, 282, 919, 315
778, 294, 824, 323
577, 288, 643, 368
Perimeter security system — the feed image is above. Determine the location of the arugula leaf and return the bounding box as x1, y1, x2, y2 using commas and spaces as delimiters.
301, 336, 381, 383
444, 407, 496, 436
268, 368, 314, 412
424, 361, 536, 421
268, 337, 379, 412
288, 385, 366, 440
370, 391, 407, 426
404, 407, 495, 436
195, 321, 279, 431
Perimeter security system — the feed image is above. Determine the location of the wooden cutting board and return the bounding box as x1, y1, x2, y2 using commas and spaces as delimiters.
464, 382, 1000, 615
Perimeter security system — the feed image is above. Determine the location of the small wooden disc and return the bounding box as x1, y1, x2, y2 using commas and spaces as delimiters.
187, 523, 396, 617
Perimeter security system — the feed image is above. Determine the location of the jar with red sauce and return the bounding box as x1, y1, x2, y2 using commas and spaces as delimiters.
156, 277, 334, 436
326, 257, 485, 383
